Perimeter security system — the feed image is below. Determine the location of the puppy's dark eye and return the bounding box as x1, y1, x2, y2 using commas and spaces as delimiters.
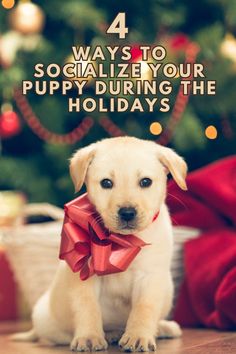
139, 178, 152, 188
100, 179, 113, 189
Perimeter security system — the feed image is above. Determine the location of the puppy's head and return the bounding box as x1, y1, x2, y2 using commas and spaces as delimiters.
70, 137, 187, 234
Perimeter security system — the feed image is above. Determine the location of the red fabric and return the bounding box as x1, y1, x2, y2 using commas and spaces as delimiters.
168, 156, 236, 230
167, 156, 236, 329
0, 248, 17, 320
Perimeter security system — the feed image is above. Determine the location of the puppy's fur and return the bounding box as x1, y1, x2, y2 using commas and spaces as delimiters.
13, 137, 187, 352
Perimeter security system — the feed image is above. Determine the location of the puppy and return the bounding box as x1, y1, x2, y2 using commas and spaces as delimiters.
13, 137, 187, 352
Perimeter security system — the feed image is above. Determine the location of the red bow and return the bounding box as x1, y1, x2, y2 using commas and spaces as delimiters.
59, 193, 149, 280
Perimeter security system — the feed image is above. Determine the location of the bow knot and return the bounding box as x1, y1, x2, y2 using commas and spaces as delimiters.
59, 193, 149, 280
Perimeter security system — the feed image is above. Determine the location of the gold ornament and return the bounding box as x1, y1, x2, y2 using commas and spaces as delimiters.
138, 59, 153, 81
0, 191, 26, 228
9, 0, 45, 35
0, 30, 41, 66
220, 33, 236, 65
64, 54, 95, 84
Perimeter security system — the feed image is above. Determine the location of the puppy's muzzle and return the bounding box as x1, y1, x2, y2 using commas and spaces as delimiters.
118, 207, 137, 222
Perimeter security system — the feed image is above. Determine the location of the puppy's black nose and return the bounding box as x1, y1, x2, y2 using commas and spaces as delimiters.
118, 207, 137, 222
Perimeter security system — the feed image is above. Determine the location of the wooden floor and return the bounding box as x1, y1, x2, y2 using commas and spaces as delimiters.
0, 321, 236, 354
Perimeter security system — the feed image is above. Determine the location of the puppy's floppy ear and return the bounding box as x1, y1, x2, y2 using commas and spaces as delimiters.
156, 145, 188, 191
70, 144, 96, 192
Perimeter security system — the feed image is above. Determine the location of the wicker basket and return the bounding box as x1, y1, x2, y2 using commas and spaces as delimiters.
2, 203, 200, 311
2, 203, 64, 308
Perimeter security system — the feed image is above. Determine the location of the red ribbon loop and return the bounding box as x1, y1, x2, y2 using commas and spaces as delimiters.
59, 193, 149, 280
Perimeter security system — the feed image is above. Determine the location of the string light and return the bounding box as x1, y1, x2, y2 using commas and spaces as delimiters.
2, 0, 15, 9
150, 122, 163, 135
205, 125, 218, 139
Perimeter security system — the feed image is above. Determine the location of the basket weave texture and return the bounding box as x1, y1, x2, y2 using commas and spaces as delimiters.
2, 203, 64, 308
2, 203, 200, 309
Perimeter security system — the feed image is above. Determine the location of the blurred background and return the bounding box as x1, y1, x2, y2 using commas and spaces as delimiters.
0, 0, 235, 207
0, 0, 236, 325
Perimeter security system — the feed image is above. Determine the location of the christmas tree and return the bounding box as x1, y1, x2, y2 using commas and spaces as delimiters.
0, 0, 235, 206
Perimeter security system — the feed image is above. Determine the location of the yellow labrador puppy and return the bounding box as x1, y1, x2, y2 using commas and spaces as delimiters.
13, 137, 187, 352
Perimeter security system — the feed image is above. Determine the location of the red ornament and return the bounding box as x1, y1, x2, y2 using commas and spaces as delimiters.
169, 33, 190, 52
0, 110, 21, 139
130, 45, 143, 62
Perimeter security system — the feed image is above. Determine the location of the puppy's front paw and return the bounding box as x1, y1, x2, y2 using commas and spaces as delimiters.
70, 335, 108, 352
119, 332, 156, 352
